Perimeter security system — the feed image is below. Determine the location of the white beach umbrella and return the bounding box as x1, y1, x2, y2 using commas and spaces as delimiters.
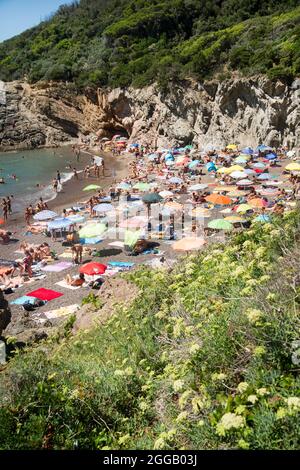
33, 210, 58, 221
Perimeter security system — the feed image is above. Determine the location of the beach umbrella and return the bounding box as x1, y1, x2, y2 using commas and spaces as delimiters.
244, 169, 256, 176
119, 216, 148, 229
230, 171, 249, 179
248, 198, 268, 208
47, 218, 73, 230
188, 160, 200, 169
206, 162, 217, 172
169, 177, 183, 184
241, 147, 254, 155
226, 144, 238, 151
94, 156, 104, 166
172, 237, 206, 251
256, 144, 272, 152
93, 203, 114, 213
142, 193, 163, 204
33, 210, 58, 221
83, 184, 102, 191
228, 190, 247, 197
257, 173, 271, 180
265, 153, 277, 160
165, 201, 183, 211
165, 153, 174, 161
234, 157, 248, 164
189, 207, 211, 218
78, 223, 106, 238
286, 150, 296, 158
124, 230, 141, 248
254, 214, 271, 223
285, 163, 300, 171
67, 214, 85, 223
160, 207, 177, 216
205, 194, 232, 205
188, 183, 208, 191
133, 182, 150, 191
159, 190, 174, 198
208, 219, 233, 230
80, 262, 107, 276
224, 165, 244, 174
237, 179, 253, 186
252, 162, 266, 169
236, 204, 253, 213
224, 216, 245, 223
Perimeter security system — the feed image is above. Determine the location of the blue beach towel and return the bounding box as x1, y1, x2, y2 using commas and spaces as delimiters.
108, 261, 135, 268
11, 296, 38, 305
79, 237, 103, 245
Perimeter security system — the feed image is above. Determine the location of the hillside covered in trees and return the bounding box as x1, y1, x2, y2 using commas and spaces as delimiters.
0, 0, 299, 89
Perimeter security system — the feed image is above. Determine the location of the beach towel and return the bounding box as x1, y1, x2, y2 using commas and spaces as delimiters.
108, 261, 135, 268
44, 304, 80, 320
11, 295, 38, 305
108, 241, 125, 248
27, 288, 63, 301
41, 262, 73, 272
79, 237, 103, 245
59, 252, 73, 258
55, 280, 82, 290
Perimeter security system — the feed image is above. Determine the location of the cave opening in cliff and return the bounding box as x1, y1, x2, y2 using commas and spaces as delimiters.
104, 126, 129, 140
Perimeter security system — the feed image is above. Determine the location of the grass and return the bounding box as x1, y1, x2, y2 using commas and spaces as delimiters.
0, 209, 300, 449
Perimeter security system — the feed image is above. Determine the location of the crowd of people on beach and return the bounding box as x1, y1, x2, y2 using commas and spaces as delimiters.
1, 135, 299, 312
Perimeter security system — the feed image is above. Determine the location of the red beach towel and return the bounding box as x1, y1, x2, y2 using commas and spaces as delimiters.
27, 288, 63, 301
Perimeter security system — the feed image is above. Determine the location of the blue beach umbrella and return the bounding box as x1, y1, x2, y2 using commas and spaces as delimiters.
48, 218, 73, 230
188, 160, 200, 169
206, 162, 217, 172
241, 147, 254, 155
257, 173, 271, 180
169, 177, 183, 184
33, 210, 58, 221
265, 153, 277, 160
254, 214, 271, 223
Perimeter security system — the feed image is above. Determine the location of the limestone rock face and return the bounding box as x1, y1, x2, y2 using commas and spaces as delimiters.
0, 76, 299, 151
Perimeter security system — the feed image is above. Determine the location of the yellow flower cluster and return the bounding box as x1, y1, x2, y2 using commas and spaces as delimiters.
216, 412, 245, 436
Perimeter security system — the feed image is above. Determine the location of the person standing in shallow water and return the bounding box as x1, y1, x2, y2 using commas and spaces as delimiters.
2, 198, 8, 221
56, 170, 61, 184
6, 196, 12, 215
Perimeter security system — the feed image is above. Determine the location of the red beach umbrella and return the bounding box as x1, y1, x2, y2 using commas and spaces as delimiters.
79, 262, 107, 276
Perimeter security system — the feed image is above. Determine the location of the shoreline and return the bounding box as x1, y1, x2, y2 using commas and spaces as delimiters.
5, 147, 134, 231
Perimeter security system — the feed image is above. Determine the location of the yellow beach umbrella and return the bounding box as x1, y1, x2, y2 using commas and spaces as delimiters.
224, 215, 245, 223
165, 201, 183, 211
285, 163, 300, 172
236, 204, 252, 213
189, 207, 211, 218
217, 167, 227, 174
224, 165, 245, 174
227, 190, 247, 197
172, 237, 206, 251
226, 144, 238, 150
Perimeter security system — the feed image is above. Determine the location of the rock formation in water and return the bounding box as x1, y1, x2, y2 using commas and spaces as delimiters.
0, 77, 299, 151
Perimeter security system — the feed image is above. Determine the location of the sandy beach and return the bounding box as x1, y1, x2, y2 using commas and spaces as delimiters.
0, 144, 296, 341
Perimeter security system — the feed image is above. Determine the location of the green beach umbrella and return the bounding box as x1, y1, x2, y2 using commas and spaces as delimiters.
79, 223, 107, 238
142, 193, 163, 204
124, 230, 141, 248
133, 182, 150, 192
82, 184, 102, 191
207, 219, 233, 231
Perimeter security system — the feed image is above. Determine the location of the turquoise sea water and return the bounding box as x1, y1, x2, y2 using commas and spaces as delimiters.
0, 147, 79, 212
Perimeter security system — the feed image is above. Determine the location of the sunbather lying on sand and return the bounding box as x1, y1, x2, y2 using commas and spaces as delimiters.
0, 273, 23, 290
65, 273, 85, 287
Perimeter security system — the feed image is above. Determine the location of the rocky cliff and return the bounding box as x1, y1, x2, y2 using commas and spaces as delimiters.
0, 77, 299, 151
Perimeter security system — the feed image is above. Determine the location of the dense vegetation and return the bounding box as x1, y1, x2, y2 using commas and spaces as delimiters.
0, 0, 299, 88
1, 210, 300, 449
